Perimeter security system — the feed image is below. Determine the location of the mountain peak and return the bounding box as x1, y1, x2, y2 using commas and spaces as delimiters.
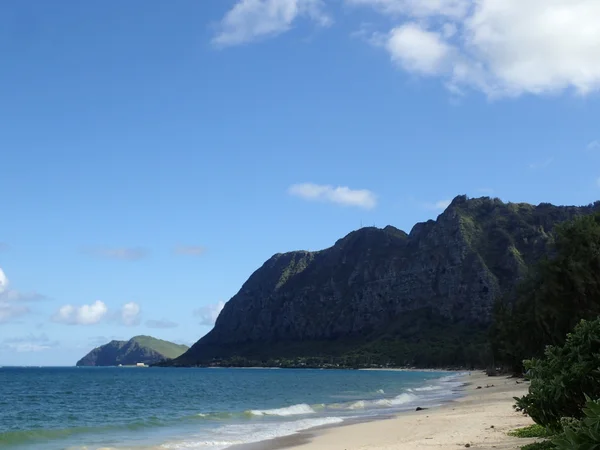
170, 197, 600, 368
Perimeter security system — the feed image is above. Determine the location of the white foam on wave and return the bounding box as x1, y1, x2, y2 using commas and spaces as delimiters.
160, 417, 344, 449
437, 373, 466, 383
348, 400, 366, 410
414, 385, 443, 392
374, 399, 393, 407
389, 392, 418, 406
376, 389, 385, 394
248, 403, 316, 417
347, 392, 417, 410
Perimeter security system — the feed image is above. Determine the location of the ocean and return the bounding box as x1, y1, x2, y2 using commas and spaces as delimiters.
0, 367, 464, 449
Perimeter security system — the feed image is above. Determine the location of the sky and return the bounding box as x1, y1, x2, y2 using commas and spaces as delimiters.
1, 0, 600, 366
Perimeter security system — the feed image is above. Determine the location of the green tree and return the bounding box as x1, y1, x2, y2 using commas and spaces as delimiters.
492, 213, 600, 373
515, 318, 600, 430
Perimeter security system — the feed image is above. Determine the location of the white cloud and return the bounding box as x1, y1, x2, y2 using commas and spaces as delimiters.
146, 319, 179, 329
52, 301, 108, 325
356, 0, 600, 97
194, 301, 226, 327
0, 268, 8, 295
424, 199, 452, 210
288, 183, 377, 209
120, 302, 141, 326
83, 247, 148, 261
213, 0, 331, 47
173, 246, 206, 256
386, 23, 453, 75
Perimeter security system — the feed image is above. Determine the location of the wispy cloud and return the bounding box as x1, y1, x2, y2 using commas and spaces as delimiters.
587, 140, 600, 151
1, 334, 59, 353
288, 183, 377, 209
173, 246, 206, 256
83, 247, 149, 261
347, 0, 471, 19
423, 199, 452, 211
0, 303, 30, 324
212, 0, 332, 47
52, 301, 108, 325
1, 290, 47, 302
146, 319, 179, 329
194, 301, 226, 327
529, 157, 554, 170
0, 267, 46, 324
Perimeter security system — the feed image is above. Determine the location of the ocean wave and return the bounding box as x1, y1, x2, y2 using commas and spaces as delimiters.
348, 400, 366, 410
248, 403, 316, 417
161, 417, 344, 449
414, 385, 443, 392
389, 392, 418, 405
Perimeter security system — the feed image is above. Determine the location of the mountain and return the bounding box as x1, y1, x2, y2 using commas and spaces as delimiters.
76, 336, 188, 366
171, 196, 600, 369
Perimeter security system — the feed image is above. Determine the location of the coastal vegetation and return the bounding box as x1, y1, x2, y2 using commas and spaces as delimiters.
494, 213, 600, 448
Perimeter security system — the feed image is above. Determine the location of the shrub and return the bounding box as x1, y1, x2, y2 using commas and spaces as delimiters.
521, 442, 555, 450
552, 397, 600, 450
515, 318, 600, 429
509, 424, 554, 438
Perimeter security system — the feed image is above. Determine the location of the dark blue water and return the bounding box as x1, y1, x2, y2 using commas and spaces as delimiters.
0, 367, 464, 449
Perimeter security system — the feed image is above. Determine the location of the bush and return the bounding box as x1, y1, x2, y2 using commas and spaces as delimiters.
552, 397, 600, 450
509, 424, 554, 438
521, 442, 555, 450
515, 318, 600, 429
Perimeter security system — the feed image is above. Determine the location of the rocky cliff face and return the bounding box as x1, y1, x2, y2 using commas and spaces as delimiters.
174, 196, 599, 367
76, 336, 188, 366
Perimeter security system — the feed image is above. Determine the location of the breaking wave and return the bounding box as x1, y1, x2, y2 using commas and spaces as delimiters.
247, 403, 316, 417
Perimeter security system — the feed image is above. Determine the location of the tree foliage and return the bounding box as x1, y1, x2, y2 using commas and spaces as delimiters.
491, 213, 600, 373
515, 318, 600, 430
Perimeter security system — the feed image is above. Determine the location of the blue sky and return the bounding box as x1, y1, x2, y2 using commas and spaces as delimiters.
1, 0, 600, 366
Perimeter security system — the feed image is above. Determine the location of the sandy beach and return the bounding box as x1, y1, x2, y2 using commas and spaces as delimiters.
277, 372, 536, 450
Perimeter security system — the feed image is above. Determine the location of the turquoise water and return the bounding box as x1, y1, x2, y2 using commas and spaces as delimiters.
0, 367, 464, 449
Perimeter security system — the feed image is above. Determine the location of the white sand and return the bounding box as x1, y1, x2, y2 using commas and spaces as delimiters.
294, 372, 537, 450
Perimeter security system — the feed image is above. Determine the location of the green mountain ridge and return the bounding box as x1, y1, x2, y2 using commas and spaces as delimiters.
168, 195, 600, 369
76, 336, 188, 366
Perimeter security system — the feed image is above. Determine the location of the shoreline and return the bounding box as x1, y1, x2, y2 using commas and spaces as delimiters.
234, 372, 536, 450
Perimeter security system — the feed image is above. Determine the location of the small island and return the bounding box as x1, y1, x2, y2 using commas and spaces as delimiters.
76, 336, 188, 367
